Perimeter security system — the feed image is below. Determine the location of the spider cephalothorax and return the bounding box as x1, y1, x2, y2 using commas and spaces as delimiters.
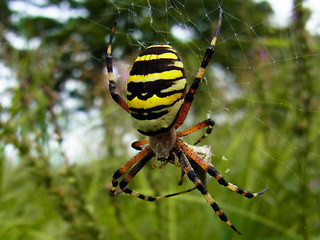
106, 8, 267, 234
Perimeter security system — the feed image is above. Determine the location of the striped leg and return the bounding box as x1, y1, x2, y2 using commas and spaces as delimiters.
106, 16, 129, 113
177, 139, 268, 198
118, 150, 196, 201
131, 139, 149, 150
110, 146, 152, 196
174, 8, 222, 129
175, 147, 241, 234
178, 118, 215, 145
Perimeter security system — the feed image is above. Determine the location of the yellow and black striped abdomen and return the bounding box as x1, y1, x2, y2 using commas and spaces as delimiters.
127, 45, 187, 136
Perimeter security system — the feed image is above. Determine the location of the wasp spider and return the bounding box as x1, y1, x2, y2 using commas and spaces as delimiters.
106, 8, 267, 234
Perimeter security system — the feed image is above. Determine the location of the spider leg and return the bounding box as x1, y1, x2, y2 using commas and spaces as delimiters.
117, 150, 196, 201
178, 169, 187, 185
106, 16, 130, 113
178, 118, 215, 145
175, 147, 241, 234
174, 8, 222, 129
131, 139, 149, 150
178, 142, 213, 186
177, 139, 268, 198
110, 146, 152, 196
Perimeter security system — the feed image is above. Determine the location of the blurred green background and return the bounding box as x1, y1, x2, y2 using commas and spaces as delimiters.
1, 0, 319, 239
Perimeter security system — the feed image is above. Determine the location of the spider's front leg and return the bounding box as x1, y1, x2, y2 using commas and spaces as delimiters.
110, 144, 196, 200
174, 146, 241, 234
177, 139, 268, 198
110, 146, 153, 196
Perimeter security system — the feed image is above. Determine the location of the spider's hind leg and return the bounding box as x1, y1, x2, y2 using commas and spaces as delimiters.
178, 118, 215, 145
174, 8, 223, 129
106, 15, 130, 113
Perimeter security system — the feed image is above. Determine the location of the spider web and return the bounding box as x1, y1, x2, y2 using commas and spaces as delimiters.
2, 0, 320, 238
89, 0, 320, 238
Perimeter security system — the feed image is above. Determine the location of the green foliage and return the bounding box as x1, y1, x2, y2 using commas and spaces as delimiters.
1, 0, 320, 240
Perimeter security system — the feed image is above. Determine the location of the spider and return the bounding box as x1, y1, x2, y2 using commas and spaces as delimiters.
106, 8, 267, 235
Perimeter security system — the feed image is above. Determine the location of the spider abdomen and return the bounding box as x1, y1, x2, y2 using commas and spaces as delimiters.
127, 45, 187, 136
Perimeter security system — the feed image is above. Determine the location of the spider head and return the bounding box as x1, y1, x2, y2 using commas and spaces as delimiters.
149, 127, 177, 161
